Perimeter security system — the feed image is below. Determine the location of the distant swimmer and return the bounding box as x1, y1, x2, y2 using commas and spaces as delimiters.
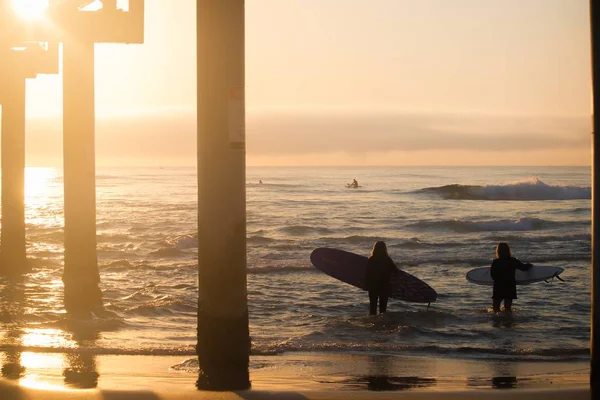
259, 180, 263, 184
346, 179, 359, 188
490, 242, 532, 313
365, 241, 400, 315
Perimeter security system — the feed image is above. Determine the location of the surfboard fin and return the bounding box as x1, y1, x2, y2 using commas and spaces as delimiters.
545, 273, 565, 284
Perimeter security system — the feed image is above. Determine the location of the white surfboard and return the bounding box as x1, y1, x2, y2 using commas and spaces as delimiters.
466, 265, 564, 286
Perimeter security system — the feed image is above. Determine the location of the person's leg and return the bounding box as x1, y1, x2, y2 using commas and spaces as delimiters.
492, 298, 502, 313
379, 295, 389, 314
369, 291, 378, 315
504, 298, 513, 313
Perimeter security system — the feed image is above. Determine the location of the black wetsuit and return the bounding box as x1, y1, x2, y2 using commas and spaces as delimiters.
490, 257, 531, 300
365, 255, 397, 315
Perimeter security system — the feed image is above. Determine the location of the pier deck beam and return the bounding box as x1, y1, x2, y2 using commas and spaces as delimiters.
196, 0, 250, 391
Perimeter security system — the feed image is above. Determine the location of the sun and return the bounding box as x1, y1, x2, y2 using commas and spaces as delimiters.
11, 0, 50, 20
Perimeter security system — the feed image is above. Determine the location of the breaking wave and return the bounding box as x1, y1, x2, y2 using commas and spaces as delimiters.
406, 217, 563, 233
417, 177, 590, 200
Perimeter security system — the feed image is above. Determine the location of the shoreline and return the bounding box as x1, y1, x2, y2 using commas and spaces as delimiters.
0, 351, 590, 393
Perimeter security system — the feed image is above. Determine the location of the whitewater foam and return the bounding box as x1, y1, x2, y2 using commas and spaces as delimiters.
418, 177, 590, 200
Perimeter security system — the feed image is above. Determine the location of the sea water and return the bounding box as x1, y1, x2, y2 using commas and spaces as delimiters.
0, 166, 591, 364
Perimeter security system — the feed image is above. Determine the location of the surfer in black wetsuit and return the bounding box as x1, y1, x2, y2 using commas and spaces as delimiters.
365, 241, 399, 315
490, 242, 532, 313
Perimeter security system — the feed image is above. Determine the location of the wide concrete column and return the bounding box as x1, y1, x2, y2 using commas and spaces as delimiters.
61, 39, 102, 315
0, 77, 27, 274
196, 0, 249, 390
592, 0, 600, 394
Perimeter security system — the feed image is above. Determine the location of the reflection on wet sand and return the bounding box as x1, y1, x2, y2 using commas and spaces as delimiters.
365, 376, 437, 391
0, 278, 26, 380
322, 374, 438, 391
62, 322, 101, 389
467, 360, 525, 389
328, 354, 437, 391
63, 352, 99, 389
467, 375, 524, 389
492, 376, 518, 389
1, 274, 101, 389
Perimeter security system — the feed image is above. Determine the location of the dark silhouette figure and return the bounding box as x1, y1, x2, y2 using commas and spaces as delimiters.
365, 241, 398, 315
490, 242, 532, 313
347, 179, 359, 188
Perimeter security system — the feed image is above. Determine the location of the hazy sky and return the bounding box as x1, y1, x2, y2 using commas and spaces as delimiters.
2, 0, 593, 166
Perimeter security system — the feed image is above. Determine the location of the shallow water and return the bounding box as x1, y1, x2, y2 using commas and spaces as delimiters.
0, 166, 591, 364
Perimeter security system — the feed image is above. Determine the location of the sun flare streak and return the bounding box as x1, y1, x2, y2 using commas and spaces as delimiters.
11, 0, 50, 20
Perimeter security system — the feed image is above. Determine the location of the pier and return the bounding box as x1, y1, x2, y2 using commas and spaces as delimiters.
0, 0, 144, 311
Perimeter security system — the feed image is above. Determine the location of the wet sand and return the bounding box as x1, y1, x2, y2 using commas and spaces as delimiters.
0, 351, 590, 397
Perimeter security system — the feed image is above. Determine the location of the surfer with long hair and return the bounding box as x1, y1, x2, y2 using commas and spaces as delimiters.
365, 241, 399, 315
490, 242, 532, 313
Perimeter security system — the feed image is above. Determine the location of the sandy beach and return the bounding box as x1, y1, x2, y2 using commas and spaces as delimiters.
0, 351, 590, 396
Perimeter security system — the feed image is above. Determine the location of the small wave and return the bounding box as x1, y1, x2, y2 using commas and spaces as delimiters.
149, 247, 184, 257
407, 217, 557, 233
101, 259, 133, 271
248, 342, 589, 361
124, 297, 195, 316
417, 177, 590, 201
174, 235, 198, 249
247, 265, 314, 275
247, 182, 304, 188
278, 225, 335, 236
0, 341, 586, 362
170, 358, 199, 372
485, 233, 590, 244
56, 316, 125, 332
388, 238, 466, 250
138, 236, 199, 258
248, 235, 277, 245
158, 234, 198, 249
314, 235, 383, 246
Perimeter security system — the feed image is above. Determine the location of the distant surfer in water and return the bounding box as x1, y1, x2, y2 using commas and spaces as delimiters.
365, 241, 399, 315
490, 242, 532, 313
347, 179, 359, 188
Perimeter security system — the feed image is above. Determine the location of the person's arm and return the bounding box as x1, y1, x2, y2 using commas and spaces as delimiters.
514, 258, 533, 271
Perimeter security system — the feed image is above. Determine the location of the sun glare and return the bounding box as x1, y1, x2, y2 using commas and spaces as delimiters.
25, 167, 55, 200
11, 0, 49, 20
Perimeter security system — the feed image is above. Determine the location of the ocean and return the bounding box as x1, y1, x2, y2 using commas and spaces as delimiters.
0, 166, 592, 367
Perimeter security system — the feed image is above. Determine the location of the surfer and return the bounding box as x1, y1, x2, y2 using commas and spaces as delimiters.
347, 179, 358, 188
490, 242, 532, 313
365, 241, 399, 315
